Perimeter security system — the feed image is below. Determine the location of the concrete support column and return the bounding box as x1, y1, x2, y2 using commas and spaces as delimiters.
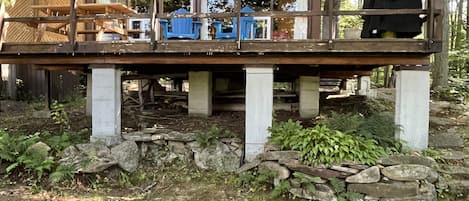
395, 69, 430, 150
91, 65, 122, 146
86, 73, 92, 116
188, 71, 212, 116
299, 76, 320, 118
245, 65, 273, 161
357, 76, 371, 96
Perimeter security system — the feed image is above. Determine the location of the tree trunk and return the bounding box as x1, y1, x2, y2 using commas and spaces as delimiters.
432, 0, 450, 89
455, 0, 463, 49
0, 3, 4, 98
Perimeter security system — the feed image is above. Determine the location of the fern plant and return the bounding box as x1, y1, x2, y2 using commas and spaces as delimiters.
194, 126, 236, 147
49, 164, 75, 184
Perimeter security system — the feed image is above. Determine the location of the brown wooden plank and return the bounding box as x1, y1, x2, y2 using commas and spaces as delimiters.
0, 55, 431, 65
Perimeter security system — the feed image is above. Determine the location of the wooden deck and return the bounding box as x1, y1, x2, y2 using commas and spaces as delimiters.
0, 0, 443, 67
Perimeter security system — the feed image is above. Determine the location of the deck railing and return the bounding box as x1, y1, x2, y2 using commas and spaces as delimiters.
0, 0, 443, 54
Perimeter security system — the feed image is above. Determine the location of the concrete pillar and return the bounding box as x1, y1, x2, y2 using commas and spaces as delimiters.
188, 71, 212, 116
294, 0, 308, 39
357, 76, 371, 96
86, 73, 92, 116
90, 65, 122, 146
299, 76, 319, 118
395, 70, 430, 150
245, 66, 273, 161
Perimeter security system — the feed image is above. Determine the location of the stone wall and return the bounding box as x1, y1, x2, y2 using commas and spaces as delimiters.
239, 143, 442, 201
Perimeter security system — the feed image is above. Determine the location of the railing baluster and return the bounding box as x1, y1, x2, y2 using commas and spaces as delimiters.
235, 0, 241, 49
328, 0, 333, 49
69, 0, 78, 52
150, 0, 157, 50
427, 0, 434, 49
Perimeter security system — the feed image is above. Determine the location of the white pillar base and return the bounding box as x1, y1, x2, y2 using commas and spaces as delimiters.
86, 73, 92, 116
357, 76, 371, 96
395, 70, 430, 150
299, 76, 319, 118
91, 65, 122, 146
245, 66, 273, 161
188, 71, 212, 116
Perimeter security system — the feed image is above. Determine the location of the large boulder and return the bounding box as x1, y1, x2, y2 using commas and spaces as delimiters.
429, 133, 464, 148
381, 164, 431, 181
111, 141, 140, 173
194, 141, 240, 172
345, 166, 380, 183
60, 143, 117, 173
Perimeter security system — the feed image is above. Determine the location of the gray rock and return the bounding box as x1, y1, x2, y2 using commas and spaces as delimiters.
111, 141, 140, 173
168, 141, 189, 154
142, 127, 158, 134
187, 141, 202, 152
330, 165, 359, 174
258, 161, 290, 180
292, 171, 327, 184
429, 133, 464, 148
139, 142, 148, 158
220, 138, 242, 144
426, 169, 439, 184
122, 132, 152, 141
262, 151, 301, 161
348, 182, 419, 198
264, 142, 281, 152
27, 142, 51, 155
440, 150, 465, 160
151, 131, 196, 142
348, 164, 370, 170
345, 166, 380, 183
465, 159, 469, 168
60, 143, 117, 173
285, 161, 351, 179
382, 164, 431, 181
379, 182, 436, 201
289, 184, 337, 201
430, 101, 450, 114
379, 155, 437, 168
194, 141, 240, 172
439, 165, 469, 180
237, 159, 261, 173
153, 140, 167, 145
364, 195, 379, 201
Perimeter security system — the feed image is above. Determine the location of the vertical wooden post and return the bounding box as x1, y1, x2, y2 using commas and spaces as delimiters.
327, 0, 334, 49
0, 3, 6, 51
69, 0, 78, 51
427, 0, 434, 49
150, 0, 157, 49
45, 70, 52, 110
138, 80, 144, 112
235, 0, 241, 49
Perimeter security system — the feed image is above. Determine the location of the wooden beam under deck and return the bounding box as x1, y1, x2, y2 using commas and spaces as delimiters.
0, 54, 430, 66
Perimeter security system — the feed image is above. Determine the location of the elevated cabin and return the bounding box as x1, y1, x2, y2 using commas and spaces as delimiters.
0, 0, 443, 160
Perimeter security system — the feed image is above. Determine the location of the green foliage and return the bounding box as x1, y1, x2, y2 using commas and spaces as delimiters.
269, 122, 386, 165
118, 171, 131, 187
270, 180, 290, 198
328, 177, 345, 193
320, 112, 363, 134
194, 126, 236, 147
49, 164, 75, 184
50, 101, 70, 130
432, 78, 469, 103
237, 169, 276, 192
0, 129, 39, 164
321, 112, 401, 152
268, 119, 303, 150
423, 148, 445, 164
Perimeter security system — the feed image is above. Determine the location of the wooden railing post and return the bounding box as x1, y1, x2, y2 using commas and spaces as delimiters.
69, 0, 78, 52
235, 0, 241, 50
427, 0, 434, 49
0, 3, 5, 52
327, 0, 334, 49
150, 0, 157, 50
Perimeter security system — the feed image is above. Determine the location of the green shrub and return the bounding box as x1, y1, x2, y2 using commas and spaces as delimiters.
194, 126, 236, 147
320, 112, 401, 151
237, 169, 276, 192
0, 129, 39, 164
268, 119, 303, 150
270, 180, 291, 198
269, 123, 386, 165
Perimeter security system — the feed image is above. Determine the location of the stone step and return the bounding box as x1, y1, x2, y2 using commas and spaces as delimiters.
429, 133, 464, 149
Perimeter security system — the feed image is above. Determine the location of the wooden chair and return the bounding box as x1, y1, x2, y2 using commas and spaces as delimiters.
212, 6, 256, 40
160, 8, 202, 40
